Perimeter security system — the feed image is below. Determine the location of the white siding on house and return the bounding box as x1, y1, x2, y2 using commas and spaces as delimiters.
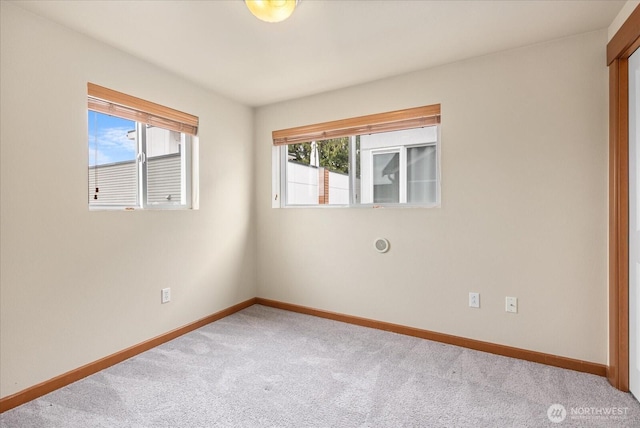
88, 154, 182, 206
146, 154, 182, 204
146, 127, 180, 158
88, 161, 137, 206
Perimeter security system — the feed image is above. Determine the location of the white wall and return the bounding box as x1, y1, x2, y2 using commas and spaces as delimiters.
0, 2, 256, 398
255, 31, 609, 364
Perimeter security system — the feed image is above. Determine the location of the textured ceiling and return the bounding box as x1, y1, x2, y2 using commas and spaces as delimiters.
14, 0, 625, 106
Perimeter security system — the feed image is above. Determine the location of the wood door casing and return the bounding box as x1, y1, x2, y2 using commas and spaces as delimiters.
608, 4, 640, 392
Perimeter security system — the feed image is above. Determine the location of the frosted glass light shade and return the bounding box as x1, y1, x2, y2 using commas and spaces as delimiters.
245, 0, 298, 23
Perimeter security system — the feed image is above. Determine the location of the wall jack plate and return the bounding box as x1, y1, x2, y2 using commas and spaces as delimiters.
469, 292, 480, 308
506, 296, 517, 313
161, 288, 171, 304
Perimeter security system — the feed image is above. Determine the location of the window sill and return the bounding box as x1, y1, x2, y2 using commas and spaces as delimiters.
276, 203, 441, 209
89, 205, 193, 211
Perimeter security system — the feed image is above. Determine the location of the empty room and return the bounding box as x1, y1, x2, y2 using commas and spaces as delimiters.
2, 0, 640, 426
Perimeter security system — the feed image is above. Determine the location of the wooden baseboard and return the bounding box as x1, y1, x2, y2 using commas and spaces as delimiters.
255, 297, 607, 377
0, 298, 257, 413
1, 296, 607, 413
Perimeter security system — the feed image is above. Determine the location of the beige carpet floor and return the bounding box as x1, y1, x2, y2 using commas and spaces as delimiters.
1, 304, 639, 427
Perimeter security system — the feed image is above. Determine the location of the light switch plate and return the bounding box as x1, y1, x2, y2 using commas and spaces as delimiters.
469, 292, 480, 308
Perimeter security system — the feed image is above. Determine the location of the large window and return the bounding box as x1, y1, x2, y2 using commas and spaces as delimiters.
87, 83, 198, 210
273, 105, 440, 207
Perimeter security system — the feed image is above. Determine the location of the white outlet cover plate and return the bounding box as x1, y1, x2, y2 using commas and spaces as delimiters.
161, 288, 171, 304
506, 296, 517, 313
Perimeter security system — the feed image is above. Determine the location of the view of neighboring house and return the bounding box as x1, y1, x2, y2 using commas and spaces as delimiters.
88, 120, 186, 207
285, 125, 439, 206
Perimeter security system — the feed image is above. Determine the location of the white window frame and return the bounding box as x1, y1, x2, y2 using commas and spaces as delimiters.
368, 141, 439, 205
271, 104, 441, 209
89, 117, 193, 211
137, 123, 193, 210
370, 147, 402, 204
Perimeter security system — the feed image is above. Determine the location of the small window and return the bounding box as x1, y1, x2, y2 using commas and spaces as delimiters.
273, 105, 440, 207
87, 83, 198, 210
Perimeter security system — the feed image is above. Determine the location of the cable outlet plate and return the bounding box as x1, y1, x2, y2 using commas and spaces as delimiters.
161, 288, 171, 304
506, 296, 517, 313
469, 292, 480, 308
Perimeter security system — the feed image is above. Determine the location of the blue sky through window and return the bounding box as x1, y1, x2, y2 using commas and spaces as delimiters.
88, 111, 136, 166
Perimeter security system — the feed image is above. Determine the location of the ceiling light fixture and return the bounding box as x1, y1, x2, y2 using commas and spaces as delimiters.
245, 0, 299, 23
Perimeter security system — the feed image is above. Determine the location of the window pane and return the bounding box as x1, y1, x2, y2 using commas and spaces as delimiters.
373, 152, 400, 203
286, 138, 350, 205
145, 126, 184, 205
319, 138, 350, 205
88, 111, 137, 206
407, 145, 437, 204
287, 160, 319, 205
286, 142, 319, 205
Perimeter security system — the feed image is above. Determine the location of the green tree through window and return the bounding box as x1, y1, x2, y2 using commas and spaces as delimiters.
287, 137, 357, 175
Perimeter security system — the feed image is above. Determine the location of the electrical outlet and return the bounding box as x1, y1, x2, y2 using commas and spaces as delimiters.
161, 288, 171, 304
506, 296, 517, 313
469, 292, 480, 308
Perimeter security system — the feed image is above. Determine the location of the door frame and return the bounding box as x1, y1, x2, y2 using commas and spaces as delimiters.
608, 4, 640, 392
